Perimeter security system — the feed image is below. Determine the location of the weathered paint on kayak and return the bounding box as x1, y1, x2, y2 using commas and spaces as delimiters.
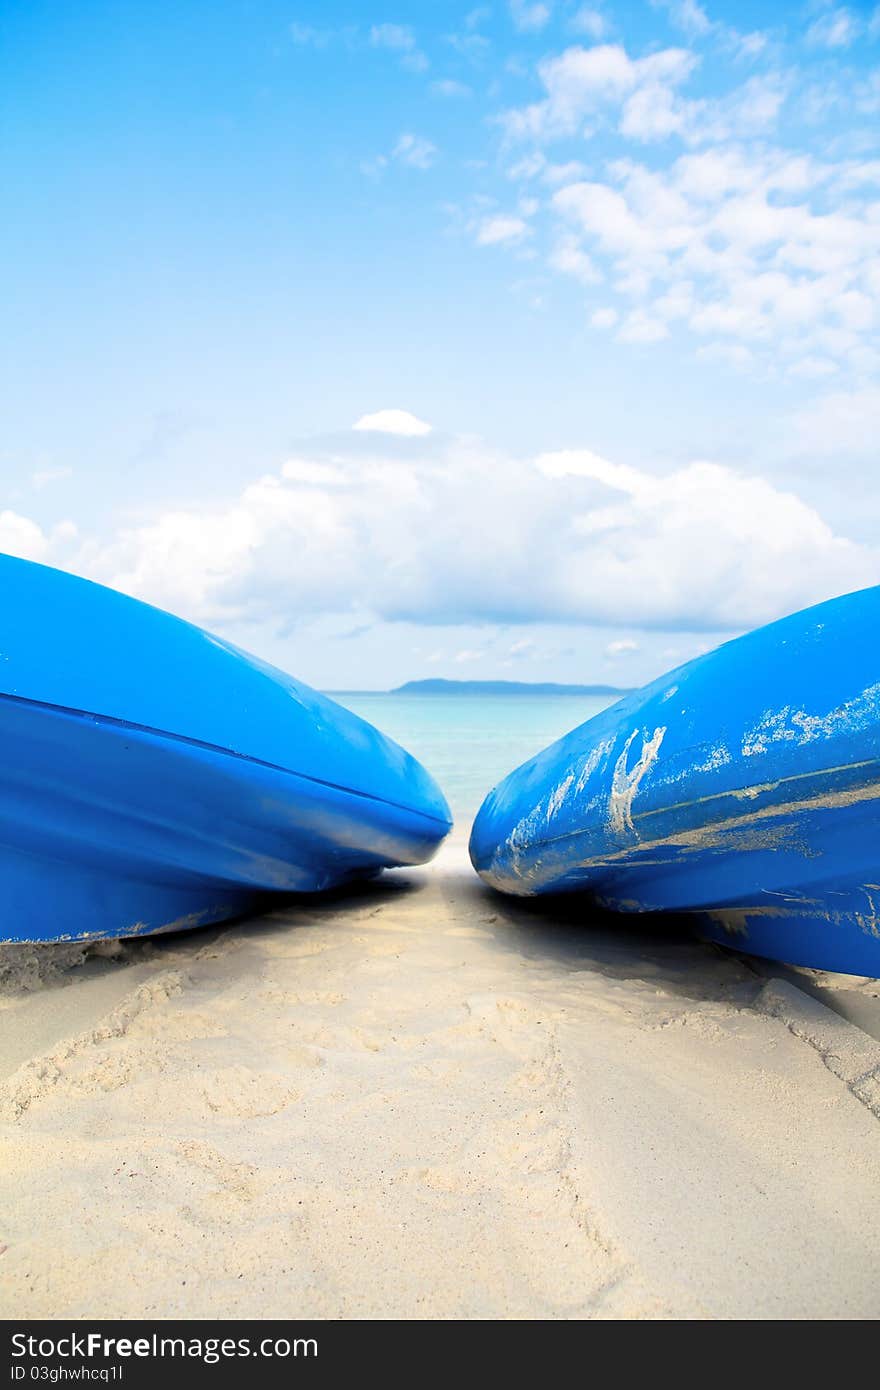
470, 587, 880, 976
0, 555, 451, 943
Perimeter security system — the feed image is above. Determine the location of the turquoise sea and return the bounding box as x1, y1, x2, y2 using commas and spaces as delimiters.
331, 692, 619, 827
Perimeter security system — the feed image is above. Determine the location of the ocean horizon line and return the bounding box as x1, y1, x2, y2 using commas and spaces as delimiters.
325, 678, 634, 697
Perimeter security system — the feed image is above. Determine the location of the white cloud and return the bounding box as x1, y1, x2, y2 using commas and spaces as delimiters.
654, 1, 770, 60
500, 43, 698, 142
476, 214, 533, 245
360, 155, 388, 178
509, 1, 552, 33
806, 7, 859, 50
549, 235, 601, 283
369, 22, 428, 71
787, 355, 840, 379
547, 143, 880, 370
402, 51, 429, 74
507, 152, 547, 180
569, 8, 607, 39
696, 341, 754, 370
554, 180, 658, 256
0, 510, 53, 561
506, 151, 591, 188
370, 23, 416, 51
353, 409, 433, 437
656, 0, 712, 38
731, 30, 768, 59
290, 21, 334, 48
43, 437, 880, 639
431, 79, 472, 98
617, 309, 669, 342
620, 71, 784, 144
591, 306, 618, 327
363, 133, 438, 177
793, 386, 880, 456
501, 40, 786, 148
31, 465, 73, 489
392, 133, 438, 169
542, 159, 588, 184
606, 638, 640, 655
282, 459, 349, 485
508, 638, 537, 658
0, 511, 76, 562
447, 29, 492, 63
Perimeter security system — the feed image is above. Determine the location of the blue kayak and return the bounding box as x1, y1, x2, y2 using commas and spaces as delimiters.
470, 587, 880, 976
0, 555, 451, 944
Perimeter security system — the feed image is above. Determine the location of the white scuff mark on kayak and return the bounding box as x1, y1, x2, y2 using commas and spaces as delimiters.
661, 685, 679, 703
504, 770, 575, 867
859, 887, 880, 938
658, 743, 733, 789
608, 726, 666, 837
502, 740, 615, 871
574, 737, 614, 795
743, 683, 880, 757
694, 744, 731, 774
546, 773, 575, 820
504, 802, 549, 872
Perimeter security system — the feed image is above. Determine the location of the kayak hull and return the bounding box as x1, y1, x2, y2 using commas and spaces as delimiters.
0, 558, 451, 944
0, 695, 447, 944
470, 587, 880, 976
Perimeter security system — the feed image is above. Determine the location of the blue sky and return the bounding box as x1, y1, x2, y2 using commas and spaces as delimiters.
2, 0, 879, 687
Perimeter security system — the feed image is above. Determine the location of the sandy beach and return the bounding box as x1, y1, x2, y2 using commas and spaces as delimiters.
1, 839, 879, 1321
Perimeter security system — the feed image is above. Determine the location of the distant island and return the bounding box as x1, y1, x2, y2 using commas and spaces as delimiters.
390, 679, 632, 696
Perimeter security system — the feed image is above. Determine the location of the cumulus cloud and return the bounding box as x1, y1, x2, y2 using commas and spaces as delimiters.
362, 133, 438, 176
652, 2, 768, 58
0, 510, 53, 562
290, 21, 336, 48
392, 133, 437, 169
23, 436, 876, 639
805, 7, 860, 50
499, 36, 789, 154
499, 39, 785, 148
548, 145, 880, 371
616, 308, 669, 342
369, 22, 415, 50
569, 7, 607, 39
549, 235, 601, 283
353, 409, 433, 437
31, 466, 73, 489
500, 44, 699, 142
508, 638, 538, 659
0, 511, 76, 562
509, 1, 552, 33
476, 213, 533, 245
488, 29, 880, 375
369, 22, 428, 71
656, 0, 712, 38
431, 79, 472, 98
